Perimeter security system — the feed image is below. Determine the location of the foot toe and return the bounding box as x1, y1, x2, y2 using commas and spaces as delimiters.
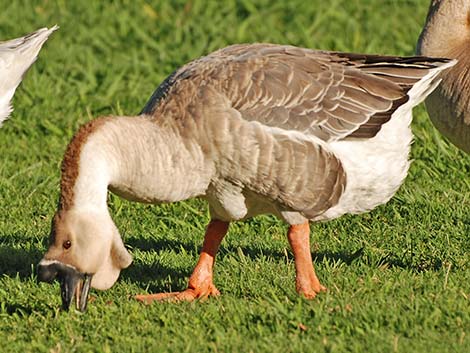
297, 282, 327, 299
135, 292, 182, 304
135, 284, 221, 304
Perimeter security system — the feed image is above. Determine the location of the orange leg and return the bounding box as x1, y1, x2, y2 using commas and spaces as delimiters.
135, 219, 229, 304
287, 222, 326, 299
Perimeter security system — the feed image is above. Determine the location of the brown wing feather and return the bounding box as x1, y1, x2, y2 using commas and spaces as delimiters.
186, 44, 448, 142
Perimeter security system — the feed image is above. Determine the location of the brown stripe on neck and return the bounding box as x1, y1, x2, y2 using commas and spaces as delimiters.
59, 117, 112, 211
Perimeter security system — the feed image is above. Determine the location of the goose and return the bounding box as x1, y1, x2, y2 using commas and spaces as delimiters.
0, 25, 58, 127
36, 43, 455, 311
417, 0, 470, 152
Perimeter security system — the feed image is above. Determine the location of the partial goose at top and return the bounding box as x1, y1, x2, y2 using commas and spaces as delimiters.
417, 0, 470, 153
37, 43, 455, 310
0, 25, 58, 127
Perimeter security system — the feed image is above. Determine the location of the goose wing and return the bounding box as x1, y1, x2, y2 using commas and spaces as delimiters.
181, 43, 450, 142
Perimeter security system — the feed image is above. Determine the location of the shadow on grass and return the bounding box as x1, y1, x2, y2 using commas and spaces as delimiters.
126, 235, 365, 266
121, 236, 446, 293
127, 233, 449, 272
0, 243, 47, 316
126, 236, 366, 265
0, 234, 444, 293
0, 245, 43, 278
0, 237, 447, 316
3, 303, 35, 316
119, 244, 368, 293
120, 262, 191, 293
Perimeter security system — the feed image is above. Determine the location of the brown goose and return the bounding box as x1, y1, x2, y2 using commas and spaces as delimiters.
417, 0, 470, 152
37, 43, 454, 311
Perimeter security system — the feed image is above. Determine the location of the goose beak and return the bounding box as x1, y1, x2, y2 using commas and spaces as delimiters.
37, 260, 93, 312
60, 272, 92, 312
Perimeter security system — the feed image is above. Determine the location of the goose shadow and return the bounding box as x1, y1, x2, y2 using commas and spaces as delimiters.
120, 235, 433, 293
0, 242, 44, 316
124, 235, 368, 265
0, 244, 43, 279
0, 232, 443, 291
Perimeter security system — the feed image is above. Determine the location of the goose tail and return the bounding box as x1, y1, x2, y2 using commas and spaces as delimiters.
405, 57, 457, 107
0, 25, 58, 126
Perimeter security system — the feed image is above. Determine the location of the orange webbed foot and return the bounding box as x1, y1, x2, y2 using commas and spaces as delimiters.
297, 282, 327, 299
136, 220, 229, 305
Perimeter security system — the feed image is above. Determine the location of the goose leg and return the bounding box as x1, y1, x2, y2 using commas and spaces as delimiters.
135, 219, 229, 303
287, 222, 326, 298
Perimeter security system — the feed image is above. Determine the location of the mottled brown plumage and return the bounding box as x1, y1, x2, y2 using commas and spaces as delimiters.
139, 44, 452, 221
143, 44, 443, 142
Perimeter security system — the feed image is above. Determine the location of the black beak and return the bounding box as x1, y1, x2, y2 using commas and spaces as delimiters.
37, 260, 92, 312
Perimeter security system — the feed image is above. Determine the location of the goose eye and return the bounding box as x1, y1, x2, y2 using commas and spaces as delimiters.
63, 240, 72, 249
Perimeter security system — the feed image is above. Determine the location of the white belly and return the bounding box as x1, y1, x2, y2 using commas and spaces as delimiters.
316, 109, 413, 221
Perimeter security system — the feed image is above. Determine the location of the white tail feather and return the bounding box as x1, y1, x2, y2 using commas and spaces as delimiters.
406, 59, 457, 107
0, 25, 58, 126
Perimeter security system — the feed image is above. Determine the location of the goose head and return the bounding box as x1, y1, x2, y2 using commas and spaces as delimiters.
417, 0, 470, 57
37, 209, 132, 311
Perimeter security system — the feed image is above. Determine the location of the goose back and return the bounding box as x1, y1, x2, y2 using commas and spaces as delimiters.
140, 44, 454, 221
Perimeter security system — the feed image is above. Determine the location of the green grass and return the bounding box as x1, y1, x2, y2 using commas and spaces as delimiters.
0, 0, 469, 352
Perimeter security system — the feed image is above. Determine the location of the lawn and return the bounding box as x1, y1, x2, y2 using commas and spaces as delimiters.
0, 0, 469, 352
